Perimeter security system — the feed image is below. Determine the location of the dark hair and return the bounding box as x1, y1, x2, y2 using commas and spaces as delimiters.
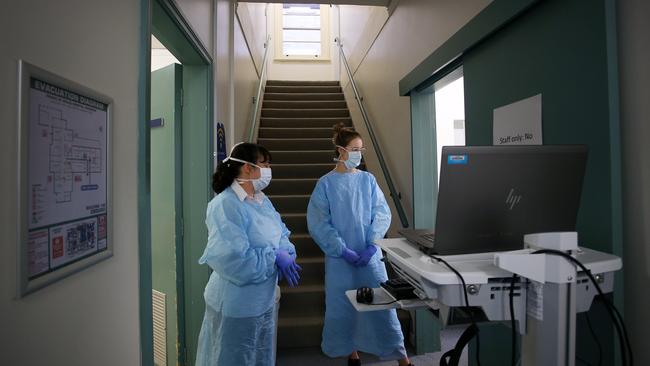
332, 122, 361, 157
212, 143, 271, 194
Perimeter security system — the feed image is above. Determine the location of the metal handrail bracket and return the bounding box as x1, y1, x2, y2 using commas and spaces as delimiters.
335, 38, 409, 228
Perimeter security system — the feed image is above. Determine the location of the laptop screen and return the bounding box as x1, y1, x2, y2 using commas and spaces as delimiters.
431, 145, 587, 255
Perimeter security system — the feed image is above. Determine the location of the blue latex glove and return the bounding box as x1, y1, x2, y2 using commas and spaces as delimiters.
354, 244, 377, 267
275, 250, 302, 287
341, 247, 360, 266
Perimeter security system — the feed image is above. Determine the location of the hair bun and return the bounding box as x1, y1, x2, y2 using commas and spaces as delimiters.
333, 122, 349, 134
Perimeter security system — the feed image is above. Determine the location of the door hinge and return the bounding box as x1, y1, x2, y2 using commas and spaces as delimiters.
179, 217, 185, 238
180, 88, 184, 108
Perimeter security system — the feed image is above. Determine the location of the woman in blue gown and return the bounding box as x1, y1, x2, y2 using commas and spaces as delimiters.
195, 142, 301, 366
307, 124, 413, 366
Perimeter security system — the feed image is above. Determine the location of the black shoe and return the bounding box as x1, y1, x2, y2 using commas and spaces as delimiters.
347, 357, 361, 366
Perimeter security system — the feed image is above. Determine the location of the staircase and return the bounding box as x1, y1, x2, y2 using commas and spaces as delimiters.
260, 80, 355, 349
260, 80, 411, 353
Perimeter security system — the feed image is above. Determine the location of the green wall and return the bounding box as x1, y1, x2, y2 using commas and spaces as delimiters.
463, 0, 616, 254
402, 0, 622, 364
461, 0, 620, 364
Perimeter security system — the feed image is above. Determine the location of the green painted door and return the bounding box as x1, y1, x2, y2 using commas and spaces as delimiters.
151, 63, 184, 366
181, 64, 211, 366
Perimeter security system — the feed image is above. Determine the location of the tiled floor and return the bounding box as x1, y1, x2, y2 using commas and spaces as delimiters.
276, 326, 469, 366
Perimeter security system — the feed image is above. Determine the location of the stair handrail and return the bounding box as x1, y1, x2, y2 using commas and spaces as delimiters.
248, 35, 271, 143
335, 38, 409, 228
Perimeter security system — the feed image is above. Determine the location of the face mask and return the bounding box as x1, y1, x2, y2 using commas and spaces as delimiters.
226, 156, 272, 192
335, 145, 362, 169
253, 167, 272, 191
344, 151, 362, 169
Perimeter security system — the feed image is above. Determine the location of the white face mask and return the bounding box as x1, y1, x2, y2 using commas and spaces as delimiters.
252, 167, 272, 191
335, 145, 362, 169
226, 157, 272, 192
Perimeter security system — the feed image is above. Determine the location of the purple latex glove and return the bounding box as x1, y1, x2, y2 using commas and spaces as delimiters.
354, 244, 378, 267
341, 247, 360, 266
275, 250, 302, 287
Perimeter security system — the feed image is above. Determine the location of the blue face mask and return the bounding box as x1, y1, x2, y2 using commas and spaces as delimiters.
344, 150, 362, 169
335, 145, 362, 169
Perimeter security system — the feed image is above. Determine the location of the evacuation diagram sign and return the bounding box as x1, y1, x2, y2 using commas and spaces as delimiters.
27, 78, 108, 278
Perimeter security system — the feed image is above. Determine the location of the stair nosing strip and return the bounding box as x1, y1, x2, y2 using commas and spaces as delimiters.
260, 128, 336, 130
263, 93, 344, 95
258, 138, 332, 140
279, 284, 325, 293
267, 194, 311, 198
268, 150, 332, 153
262, 108, 347, 110
290, 233, 314, 238
277, 317, 324, 327
272, 163, 334, 166
271, 178, 319, 181
296, 257, 324, 264
260, 118, 351, 121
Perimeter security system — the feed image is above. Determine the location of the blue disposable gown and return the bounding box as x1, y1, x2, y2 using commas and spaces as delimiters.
307, 170, 406, 360
195, 184, 295, 366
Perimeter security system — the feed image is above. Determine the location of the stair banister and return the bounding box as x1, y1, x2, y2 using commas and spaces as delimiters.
335, 38, 410, 228
248, 35, 271, 143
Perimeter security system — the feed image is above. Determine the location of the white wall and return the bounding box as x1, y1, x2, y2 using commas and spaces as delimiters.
338, 5, 388, 84
267, 4, 338, 81
176, 0, 214, 55
214, 0, 235, 147
234, 13, 262, 143
338, 0, 491, 234
237, 3, 268, 72
618, 0, 650, 363
233, 2, 269, 143
0, 0, 141, 365
151, 36, 181, 71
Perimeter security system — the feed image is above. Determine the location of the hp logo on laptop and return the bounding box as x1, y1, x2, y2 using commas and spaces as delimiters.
506, 188, 522, 210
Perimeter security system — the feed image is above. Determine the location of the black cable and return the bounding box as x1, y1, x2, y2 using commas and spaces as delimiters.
430, 255, 481, 366
475, 330, 481, 366
532, 249, 633, 366
585, 309, 603, 366
366, 299, 399, 306
509, 274, 518, 366
576, 356, 595, 366
608, 297, 633, 365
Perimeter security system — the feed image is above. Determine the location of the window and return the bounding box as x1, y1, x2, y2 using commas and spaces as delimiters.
411, 67, 465, 229
275, 4, 330, 60
433, 67, 465, 181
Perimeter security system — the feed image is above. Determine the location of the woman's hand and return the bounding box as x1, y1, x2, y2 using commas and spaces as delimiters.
354, 244, 377, 267
275, 250, 302, 287
341, 247, 361, 266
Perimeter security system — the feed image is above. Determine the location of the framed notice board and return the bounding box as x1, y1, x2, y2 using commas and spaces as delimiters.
17, 60, 113, 296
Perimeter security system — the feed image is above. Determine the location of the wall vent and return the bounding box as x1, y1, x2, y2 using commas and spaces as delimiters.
152, 289, 167, 366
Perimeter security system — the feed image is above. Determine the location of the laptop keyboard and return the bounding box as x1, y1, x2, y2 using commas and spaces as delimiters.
421, 233, 435, 244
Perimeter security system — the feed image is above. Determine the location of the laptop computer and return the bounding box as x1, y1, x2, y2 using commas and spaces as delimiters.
400, 145, 588, 256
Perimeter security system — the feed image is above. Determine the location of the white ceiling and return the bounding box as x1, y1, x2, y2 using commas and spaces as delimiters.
240, 0, 393, 6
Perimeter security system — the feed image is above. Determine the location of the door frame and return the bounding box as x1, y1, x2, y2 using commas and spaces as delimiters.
150, 62, 184, 365
138, 1, 213, 365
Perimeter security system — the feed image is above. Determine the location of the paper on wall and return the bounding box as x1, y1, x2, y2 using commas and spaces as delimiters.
493, 94, 542, 145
